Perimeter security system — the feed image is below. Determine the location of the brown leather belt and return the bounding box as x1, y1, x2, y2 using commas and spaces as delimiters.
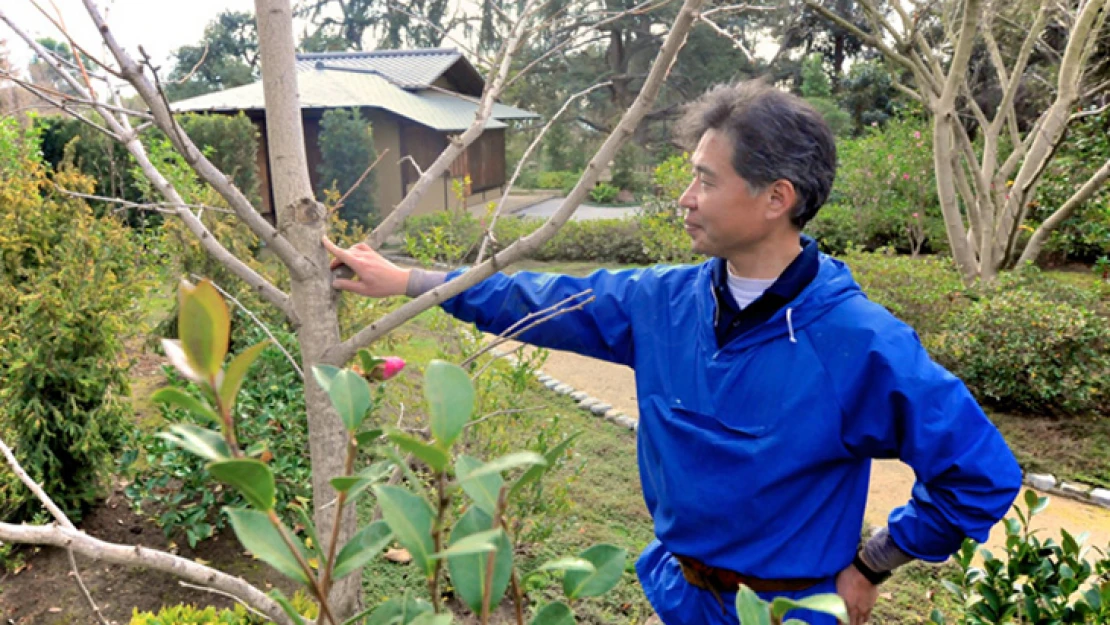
676, 555, 822, 594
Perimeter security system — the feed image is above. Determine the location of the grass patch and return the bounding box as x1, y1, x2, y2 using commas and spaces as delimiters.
873, 560, 963, 624
990, 412, 1110, 489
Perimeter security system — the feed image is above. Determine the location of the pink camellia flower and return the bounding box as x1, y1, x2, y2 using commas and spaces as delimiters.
371, 357, 406, 381
912, 212, 920, 218
913, 131, 921, 139
902, 173, 911, 181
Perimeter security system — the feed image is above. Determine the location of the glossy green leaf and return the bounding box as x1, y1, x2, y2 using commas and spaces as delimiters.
407, 613, 452, 625
424, 360, 474, 448
734, 585, 772, 625
152, 387, 220, 427
770, 594, 848, 621
388, 432, 449, 472
460, 452, 545, 481
330, 461, 394, 504
563, 544, 626, 599
456, 455, 502, 516
209, 458, 276, 511
156, 423, 231, 462
268, 588, 308, 625
332, 520, 393, 581
534, 557, 595, 575
219, 341, 270, 410
358, 350, 386, 374
226, 508, 309, 584
356, 429, 384, 447
178, 279, 230, 380
511, 433, 581, 498
373, 485, 436, 576
529, 602, 574, 625
359, 596, 434, 625
313, 364, 372, 432
446, 507, 512, 614
432, 528, 502, 560
162, 339, 203, 383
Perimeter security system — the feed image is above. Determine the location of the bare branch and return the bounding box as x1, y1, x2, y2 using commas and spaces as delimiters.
503, 0, 672, 90
367, 0, 539, 248
53, 186, 235, 215
460, 290, 595, 368
0, 439, 73, 529
75, 0, 313, 281
328, 0, 706, 365
804, 0, 919, 77
331, 149, 389, 218
0, 522, 297, 625
385, 3, 489, 64
1018, 156, 1110, 265
698, 16, 754, 60
66, 550, 110, 625
1071, 101, 1110, 121
699, 4, 777, 18
0, 7, 298, 321
398, 155, 425, 178
476, 81, 612, 263
169, 42, 209, 85
190, 275, 304, 379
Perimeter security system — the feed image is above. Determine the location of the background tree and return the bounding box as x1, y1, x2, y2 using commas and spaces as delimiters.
808, 0, 1110, 282
316, 108, 378, 226
165, 11, 259, 101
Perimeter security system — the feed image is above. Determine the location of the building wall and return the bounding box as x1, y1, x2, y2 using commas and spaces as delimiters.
250, 107, 502, 221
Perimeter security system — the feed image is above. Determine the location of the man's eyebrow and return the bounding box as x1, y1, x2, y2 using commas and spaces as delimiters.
693, 163, 717, 178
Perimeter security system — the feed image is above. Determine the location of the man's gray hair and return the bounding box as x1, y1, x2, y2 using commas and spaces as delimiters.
676, 80, 837, 229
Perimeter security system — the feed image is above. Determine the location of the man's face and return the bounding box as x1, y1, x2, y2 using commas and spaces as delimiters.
678, 129, 775, 258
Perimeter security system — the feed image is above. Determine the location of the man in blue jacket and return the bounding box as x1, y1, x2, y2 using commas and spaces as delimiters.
323, 81, 1023, 625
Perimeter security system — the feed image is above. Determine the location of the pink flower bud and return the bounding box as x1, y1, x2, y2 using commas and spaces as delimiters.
913, 131, 921, 139
371, 357, 406, 381
912, 212, 919, 218
902, 173, 911, 181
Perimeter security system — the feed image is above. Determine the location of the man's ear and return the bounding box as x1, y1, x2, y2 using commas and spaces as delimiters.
765, 179, 797, 221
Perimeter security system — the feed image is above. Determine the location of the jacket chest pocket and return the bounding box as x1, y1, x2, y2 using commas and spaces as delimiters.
669, 402, 777, 439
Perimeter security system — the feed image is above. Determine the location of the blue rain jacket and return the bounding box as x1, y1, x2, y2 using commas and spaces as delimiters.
441, 254, 1022, 621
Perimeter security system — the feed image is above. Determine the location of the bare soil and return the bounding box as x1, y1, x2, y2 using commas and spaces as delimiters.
0, 482, 300, 625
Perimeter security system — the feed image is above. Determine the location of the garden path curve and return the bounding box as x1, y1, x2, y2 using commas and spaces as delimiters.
509, 343, 1110, 555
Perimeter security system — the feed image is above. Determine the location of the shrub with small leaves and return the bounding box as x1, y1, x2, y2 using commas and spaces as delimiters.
924, 288, 1110, 417
128, 590, 318, 625
0, 118, 149, 523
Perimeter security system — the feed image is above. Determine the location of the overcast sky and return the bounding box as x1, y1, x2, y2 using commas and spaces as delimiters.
4, 0, 260, 73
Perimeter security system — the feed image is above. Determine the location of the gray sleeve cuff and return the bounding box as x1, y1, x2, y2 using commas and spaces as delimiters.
860, 527, 915, 572
406, 269, 448, 298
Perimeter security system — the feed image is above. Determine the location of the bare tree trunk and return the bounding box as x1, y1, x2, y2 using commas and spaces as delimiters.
253, 0, 360, 617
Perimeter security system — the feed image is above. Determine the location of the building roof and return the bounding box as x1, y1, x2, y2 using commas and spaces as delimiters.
294, 48, 473, 90
172, 49, 537, 132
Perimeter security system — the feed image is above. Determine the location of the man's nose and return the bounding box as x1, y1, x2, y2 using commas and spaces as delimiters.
678, 180, 697, 209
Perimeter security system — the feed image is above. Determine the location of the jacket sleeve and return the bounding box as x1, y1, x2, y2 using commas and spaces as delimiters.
833, 320, 1023, 562
439, 268, 646, 367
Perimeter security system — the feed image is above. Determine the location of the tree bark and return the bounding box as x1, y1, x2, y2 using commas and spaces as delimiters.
253, 0, 360, 617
